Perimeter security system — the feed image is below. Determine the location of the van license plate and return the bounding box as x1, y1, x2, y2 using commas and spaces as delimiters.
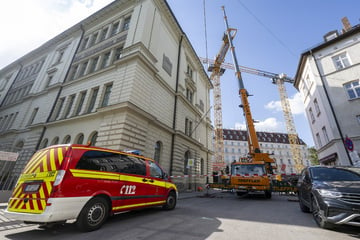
24, 184, 41, 193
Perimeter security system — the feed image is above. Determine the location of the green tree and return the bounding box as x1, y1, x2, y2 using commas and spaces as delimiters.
308, 147, 319, 165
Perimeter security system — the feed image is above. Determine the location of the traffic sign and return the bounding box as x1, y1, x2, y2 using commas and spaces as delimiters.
344, 137, 354, 151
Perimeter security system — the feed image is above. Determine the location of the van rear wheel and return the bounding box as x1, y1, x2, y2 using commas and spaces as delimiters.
76, 197, 109, 232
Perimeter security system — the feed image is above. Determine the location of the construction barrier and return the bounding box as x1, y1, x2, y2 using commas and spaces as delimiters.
170, 173, 299, 193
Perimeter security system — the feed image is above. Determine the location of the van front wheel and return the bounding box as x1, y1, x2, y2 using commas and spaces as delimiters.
76, 197, 109, 232
163, 191, 177, 210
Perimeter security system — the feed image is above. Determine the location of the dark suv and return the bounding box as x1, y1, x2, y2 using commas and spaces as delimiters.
297, 166, 360, 229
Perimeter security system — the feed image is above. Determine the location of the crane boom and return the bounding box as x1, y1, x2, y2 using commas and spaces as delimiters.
221, 6, 275, 171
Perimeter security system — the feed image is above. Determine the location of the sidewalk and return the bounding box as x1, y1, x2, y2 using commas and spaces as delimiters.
178, 188, 220, 200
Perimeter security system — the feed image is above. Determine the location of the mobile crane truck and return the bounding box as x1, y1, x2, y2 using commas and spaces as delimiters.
209, 6, 280, 198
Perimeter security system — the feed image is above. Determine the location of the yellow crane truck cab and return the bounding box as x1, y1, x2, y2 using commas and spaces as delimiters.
231, 161, 273, 199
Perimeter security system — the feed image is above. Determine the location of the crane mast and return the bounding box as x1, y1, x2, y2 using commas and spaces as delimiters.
208, 28, 233, 172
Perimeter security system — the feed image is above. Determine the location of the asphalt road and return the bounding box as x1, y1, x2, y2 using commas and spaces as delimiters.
0, 191, 359, 240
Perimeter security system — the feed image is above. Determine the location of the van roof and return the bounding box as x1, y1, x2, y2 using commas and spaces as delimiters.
42, 144, 154, 162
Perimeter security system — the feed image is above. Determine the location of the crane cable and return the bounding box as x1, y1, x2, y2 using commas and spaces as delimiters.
237, 0, 297, 58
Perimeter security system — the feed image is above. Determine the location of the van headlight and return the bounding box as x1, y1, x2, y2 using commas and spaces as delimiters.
317, 189, 342, 198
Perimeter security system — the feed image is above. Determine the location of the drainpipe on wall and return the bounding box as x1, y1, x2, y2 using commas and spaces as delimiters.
311, 52, 353, 165
169, 35, 184, 176
35, 24, 86, 151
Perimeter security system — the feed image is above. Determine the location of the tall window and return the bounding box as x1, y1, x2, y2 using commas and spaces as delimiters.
101, 52, 111, 69
81, 37, 89, 50
114, 46, 123, 61
200, 158, 204, 175
184, 151, 190, 175
78, 61, 88, 77
56, 50, 65, 64
28, 108, 39, 125
45, 75, 53, 87
111, 21, 119, 36
87, 88, 99, 113
89, 57, 99, 73
64, 95, 75, 118
154, 141, 162, 163
75, 91, 86, 115
186, 65, 193, 78
185, 118, 193, 137
316, 133, 322, 148
332, 52, 351, 70
100, 27, 108, 41
101, 84, 113, 107
314, 98, 320, 115
90, 32, 98, 46
54, 98, 65, 120
122, 17, 131, 31
186, 88, 193, 103
322, 126, 329, 143
344, 80, 360, 100
70, 65, 79, 80
309, 107, 315, 123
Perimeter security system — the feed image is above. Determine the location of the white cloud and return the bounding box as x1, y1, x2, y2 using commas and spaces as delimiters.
235, 117, 285, 132
265, 92, 305, 115
0, 0, 114, 69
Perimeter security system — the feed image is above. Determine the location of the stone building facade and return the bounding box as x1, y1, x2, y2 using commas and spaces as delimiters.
0, 0, 213, 192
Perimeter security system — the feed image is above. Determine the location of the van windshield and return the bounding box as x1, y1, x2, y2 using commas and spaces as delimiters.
232, 164, 265, 175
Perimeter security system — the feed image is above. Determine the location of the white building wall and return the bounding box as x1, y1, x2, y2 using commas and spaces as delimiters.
296, 27, 360, 166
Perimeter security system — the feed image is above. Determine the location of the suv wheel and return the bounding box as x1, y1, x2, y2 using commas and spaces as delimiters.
76, 197, 109, 232
298, 196, 310, 213
311, 196, 333, 229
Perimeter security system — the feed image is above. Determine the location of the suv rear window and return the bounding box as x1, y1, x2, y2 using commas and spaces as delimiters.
311, 168, 360, 181
75, 150, 146, 176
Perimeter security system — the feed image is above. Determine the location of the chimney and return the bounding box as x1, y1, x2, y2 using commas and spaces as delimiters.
341, 17, 352, 33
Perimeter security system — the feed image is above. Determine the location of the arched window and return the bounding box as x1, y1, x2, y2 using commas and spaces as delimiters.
40, 138, 48, 149
154, 141, 162, 163
51, 137, 59, 145
88, 131, 98, 146
14, 140, 24, 152
75, 133, 84, 144
63, 135, 71, 144
184, 150, 191, 175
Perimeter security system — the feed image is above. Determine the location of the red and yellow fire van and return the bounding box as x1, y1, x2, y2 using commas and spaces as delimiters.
5, 144, 178, 231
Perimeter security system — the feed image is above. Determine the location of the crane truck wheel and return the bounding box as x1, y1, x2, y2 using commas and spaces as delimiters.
264, 190, 272, 199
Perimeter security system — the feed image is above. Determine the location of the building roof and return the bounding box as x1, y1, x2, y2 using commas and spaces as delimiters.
294, 24, 360, 89
222, 129, 306, 145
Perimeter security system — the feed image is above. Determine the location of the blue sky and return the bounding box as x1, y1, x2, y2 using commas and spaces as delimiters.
1, 0, 359, 147
167, 0, 360, 147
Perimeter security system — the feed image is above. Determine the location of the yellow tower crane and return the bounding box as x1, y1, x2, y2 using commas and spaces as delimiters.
207, 31, 235, 173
